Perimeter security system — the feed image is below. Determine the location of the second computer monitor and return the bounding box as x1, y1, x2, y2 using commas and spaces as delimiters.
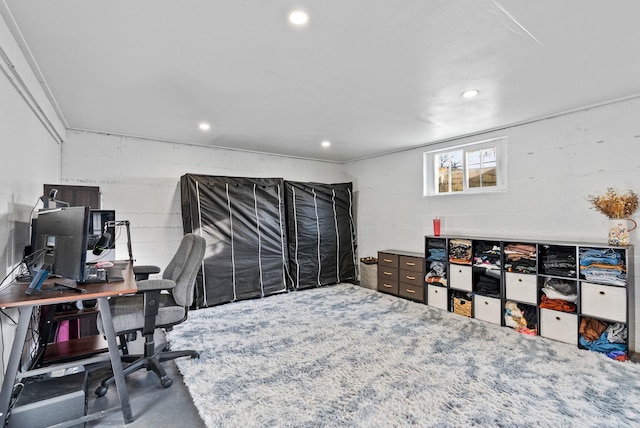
86, 210, 116, 263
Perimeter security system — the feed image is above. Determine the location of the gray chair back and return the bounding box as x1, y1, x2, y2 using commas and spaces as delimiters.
164, 233, 206, 307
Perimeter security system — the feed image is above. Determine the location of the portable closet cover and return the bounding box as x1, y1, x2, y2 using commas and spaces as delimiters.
180, 174, 289, 307
285, 181, 357, 289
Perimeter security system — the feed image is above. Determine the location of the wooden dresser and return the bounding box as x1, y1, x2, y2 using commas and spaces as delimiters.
378, 250, 425, 303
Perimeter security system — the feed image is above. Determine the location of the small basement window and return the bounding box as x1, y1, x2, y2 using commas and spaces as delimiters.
423, 137, 507, 196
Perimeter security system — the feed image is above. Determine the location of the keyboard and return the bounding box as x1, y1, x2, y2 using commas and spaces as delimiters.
80, 265, 107, 284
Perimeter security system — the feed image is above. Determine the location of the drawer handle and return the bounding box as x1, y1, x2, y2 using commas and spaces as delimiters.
434, 290, 438, 294
406, 289, 416, 293
484, 301, 489, 305
383, 258, 392, 263
600, 291, 605, 295
406, 275, 416, 280
518, 278, 523, 282
384, 272, 393, 276
383, 283, 392, 288
556, 316, 561, 321
406, 262, 416, 266
458, 269, 462, 273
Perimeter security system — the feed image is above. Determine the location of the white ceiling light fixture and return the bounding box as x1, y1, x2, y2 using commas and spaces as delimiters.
321, 140, 331, 148
288, 9, 309, 26
199, 122, 211, 131
461, 89, 480, 99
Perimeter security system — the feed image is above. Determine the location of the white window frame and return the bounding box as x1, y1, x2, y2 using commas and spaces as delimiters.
423, 136, 507, 196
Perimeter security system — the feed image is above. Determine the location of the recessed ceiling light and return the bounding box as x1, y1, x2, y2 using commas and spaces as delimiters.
461, 89, 479, 99
321, 140, 331, 148
289, 10, 309, 26
199, 122, 211, 131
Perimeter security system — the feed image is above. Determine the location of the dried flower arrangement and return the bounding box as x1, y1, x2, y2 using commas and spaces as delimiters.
588, 188, 638, 219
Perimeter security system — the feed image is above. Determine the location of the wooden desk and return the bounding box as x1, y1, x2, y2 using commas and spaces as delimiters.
0, 263, 138, 425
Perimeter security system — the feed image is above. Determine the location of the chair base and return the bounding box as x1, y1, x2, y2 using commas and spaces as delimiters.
95, 343, 199, 397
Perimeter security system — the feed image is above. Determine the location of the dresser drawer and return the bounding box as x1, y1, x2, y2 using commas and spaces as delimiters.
581, 282, 627, 322
473, 295, 501, 325
539, 309, 578, 345
378, 252, 399, 268
378, 266, 398, 281
399, 256, 424, 273
378, 279, 399, 295
427, 284, 448, 310
399, 269, 423, 287
505, 272, 537, 304
399, 283, 424, 302
449, 265, 472, 291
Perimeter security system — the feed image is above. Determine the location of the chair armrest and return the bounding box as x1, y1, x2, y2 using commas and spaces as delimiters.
135, 279, 176, 292
133, 265, 161, 281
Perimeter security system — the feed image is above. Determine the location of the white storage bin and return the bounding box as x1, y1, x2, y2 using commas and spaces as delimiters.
505, 272, 537, 304
449, 265, 472, 292
427, 284, 448, 310
580, 282, 627, 322
539, 308, 578, 345
473, 295, 501, 325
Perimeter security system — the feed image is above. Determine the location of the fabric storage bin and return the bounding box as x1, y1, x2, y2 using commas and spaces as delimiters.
473, 295, 501, 325
359, 261, 377, 290
580, 282, 627, 323
449, 265, 472, 291
539, 308, 578, 345
428, 284, 448, 310
505, 272, 537, 304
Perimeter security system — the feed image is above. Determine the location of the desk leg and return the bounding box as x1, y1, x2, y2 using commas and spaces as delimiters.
97, 297, 134, 424
0, 306, 33, 425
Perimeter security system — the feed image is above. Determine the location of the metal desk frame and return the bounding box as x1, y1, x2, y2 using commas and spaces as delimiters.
0, 263, 138, 426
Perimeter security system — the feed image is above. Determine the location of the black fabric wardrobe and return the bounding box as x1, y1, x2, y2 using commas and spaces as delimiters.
285, 181, 357, 289
180, 174, 289, 307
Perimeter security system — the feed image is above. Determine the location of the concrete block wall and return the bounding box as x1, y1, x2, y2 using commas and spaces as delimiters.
345, 97, 640, 350
61, 131, 349, 269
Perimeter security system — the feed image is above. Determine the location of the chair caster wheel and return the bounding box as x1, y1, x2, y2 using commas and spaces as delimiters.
191, 353, 200, 359
95, 385, 109, 397
161, 377, 173, 388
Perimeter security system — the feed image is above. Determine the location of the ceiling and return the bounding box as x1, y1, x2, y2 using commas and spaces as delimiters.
3, 1, 640, 162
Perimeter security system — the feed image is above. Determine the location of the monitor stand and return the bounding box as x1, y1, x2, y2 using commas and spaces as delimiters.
52, 282, 87, 294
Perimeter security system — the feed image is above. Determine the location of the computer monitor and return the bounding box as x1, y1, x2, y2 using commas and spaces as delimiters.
86, 210, 116, 263
31, 206, 91, 282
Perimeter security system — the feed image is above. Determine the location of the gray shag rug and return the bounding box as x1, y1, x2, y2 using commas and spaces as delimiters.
167, 284, 640, 427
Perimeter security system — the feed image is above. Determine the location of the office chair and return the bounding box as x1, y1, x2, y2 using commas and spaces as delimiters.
94, 233, 206, 396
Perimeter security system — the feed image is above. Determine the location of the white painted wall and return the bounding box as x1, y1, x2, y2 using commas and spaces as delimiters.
61, 131, 348, 269
345, 97, 640, 350
0, 15, 63, 386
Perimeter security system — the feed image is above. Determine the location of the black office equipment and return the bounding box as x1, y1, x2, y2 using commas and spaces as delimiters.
30, 206, 91, 283
78, 264, 107, 284
8, 373, 86, 428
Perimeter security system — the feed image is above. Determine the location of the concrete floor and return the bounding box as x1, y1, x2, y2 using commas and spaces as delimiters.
84, 331, 206, 427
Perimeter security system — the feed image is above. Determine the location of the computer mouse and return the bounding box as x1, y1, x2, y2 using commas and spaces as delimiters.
96, 261, 115, 268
